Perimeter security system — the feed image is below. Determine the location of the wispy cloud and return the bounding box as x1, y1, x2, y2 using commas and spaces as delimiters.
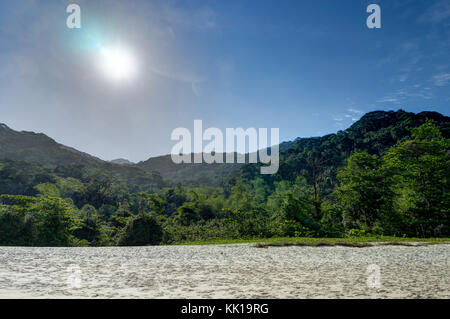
376, 41, 424, 87
418, 0, 450, 24
377, 84, 435, 105
377, 96, 399, 103
333, 108, 364, 127
347, 108, 363, 115
433, 73, 450, 86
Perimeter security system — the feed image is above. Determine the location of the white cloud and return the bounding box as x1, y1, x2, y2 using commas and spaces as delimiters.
433, 73, 450, 86
377, 84, 435, 104
333, 108, 364, 126
347, 108, 363, 115
377, 96, 399, 103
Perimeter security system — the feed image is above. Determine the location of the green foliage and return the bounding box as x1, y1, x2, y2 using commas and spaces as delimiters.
173, 202, 201, 226
336, 152, 395, 232
35, 183, 60, 197
117, 213, 163, 246
383, 121, 449, 236
0, 207, 34, 246
0, 195, 80, 246
0, 111, 448, 246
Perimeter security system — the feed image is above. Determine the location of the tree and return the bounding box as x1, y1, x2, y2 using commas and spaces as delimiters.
383, 121, 450, 236
280, 192, 318, 228
0, 195, 80, 246
287, 147, 334, 220
173, 202, 201, 226
0, 207, 33, 245
72, 204, 100, 244
227, 179, 254, 211
336, 152, 395, 232
118, 213, 163, 246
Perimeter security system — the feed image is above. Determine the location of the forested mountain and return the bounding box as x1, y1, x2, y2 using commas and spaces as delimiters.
0, 123, 164, 191
0, 109, 448, 246
0, 123, 240, 186
236, 110, 449, 189
110, 158, 134, 165
0, 123, 102, 167
136, 153, 243, 186
4, 110, 446, 187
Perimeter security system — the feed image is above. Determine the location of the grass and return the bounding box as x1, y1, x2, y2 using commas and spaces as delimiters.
172, 236, 450, 247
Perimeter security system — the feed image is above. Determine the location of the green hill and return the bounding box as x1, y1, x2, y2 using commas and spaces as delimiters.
0, 109, 448, 246
0, 123, 102, 167
2, 110, 449, 187
0, 124, 164, 191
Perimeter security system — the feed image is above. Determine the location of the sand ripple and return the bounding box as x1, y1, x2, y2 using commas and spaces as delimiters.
0, 244, 448, 298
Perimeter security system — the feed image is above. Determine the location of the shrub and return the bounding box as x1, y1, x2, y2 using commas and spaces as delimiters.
117, 213, 163, 246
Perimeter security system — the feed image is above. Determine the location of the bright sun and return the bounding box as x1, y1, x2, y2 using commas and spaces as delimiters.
99, 46, 137, 82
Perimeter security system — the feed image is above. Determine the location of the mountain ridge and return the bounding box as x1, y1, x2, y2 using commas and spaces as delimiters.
1, 109, 449, 186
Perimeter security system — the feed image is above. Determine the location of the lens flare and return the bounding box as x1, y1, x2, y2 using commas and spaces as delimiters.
99, 46, 137, 81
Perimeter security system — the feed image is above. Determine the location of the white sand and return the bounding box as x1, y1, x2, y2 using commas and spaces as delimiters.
0, 244, 448, 298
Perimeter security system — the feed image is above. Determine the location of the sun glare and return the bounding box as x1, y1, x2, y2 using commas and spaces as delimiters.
99, 46, 137, 82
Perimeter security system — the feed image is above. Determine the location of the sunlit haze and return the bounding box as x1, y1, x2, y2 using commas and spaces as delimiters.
99, 46, 137, 82
0, 0, 449, 162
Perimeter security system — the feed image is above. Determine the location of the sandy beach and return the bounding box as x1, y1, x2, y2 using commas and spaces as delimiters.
0, 244, 448, 298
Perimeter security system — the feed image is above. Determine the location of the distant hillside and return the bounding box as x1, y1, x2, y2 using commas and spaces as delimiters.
0, 123, 102, 167
137, 110, 450, 185
136, 153, 243, 186
285, 110, 449, 157
110, 158, 134, 165
234, 110, 450, 193
1, 109, 448, 246
1, 110, 448, 187
0, 123, 163, 190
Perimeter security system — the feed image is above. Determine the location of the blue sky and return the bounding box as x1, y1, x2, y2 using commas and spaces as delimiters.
0, 0, 449, 162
